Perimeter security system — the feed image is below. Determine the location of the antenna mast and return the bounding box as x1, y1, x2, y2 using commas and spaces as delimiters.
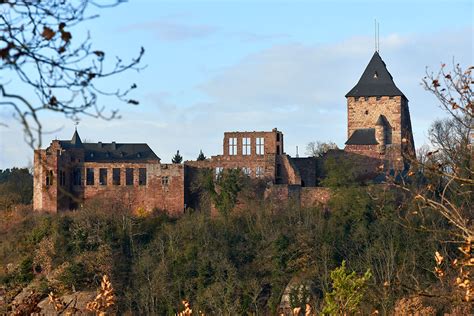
377, 21, 380, 52
374, 19, 377, 52
374, 19, 381, 52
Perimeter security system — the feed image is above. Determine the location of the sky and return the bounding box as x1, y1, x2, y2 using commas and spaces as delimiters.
0, 0, 473, 168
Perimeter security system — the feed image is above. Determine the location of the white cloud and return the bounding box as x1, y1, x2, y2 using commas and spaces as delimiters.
1, 27, 472, 168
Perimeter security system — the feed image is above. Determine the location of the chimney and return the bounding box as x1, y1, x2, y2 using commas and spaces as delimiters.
98, 142, 102, 148
111, 141, 116, 150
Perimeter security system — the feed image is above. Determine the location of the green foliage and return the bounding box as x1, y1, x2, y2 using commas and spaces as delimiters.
197, 150, 206, 161
322, 261, 372, 316
0, 184, 452, 314
0, 168, 33, 210
321, 157, 357, 188
172, 150, 183, 164
212, 168, 243, 217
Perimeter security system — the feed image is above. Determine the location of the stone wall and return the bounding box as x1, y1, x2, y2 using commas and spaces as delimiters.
347, 96, 403, 145
33, 140, 186, 216
290, 157, 318, 187
79, 162, 185, 216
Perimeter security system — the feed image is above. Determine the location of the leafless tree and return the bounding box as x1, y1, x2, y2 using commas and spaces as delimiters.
398, 62, 473, 304
305, 141, 339, 158
0, 0, 144, 148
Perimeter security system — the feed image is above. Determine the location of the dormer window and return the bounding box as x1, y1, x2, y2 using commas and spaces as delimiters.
137, 152, 141, 158
90, 152, 94, 158
373, 71, 378, 79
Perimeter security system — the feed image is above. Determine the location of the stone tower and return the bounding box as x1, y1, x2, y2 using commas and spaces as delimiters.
344, 51, 415, 171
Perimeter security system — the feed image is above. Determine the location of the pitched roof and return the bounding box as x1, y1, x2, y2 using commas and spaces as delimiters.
59, 131, 160, 162
345, 128, 378, 145
375, 114, 388, 126
345, 51, 405, 98
70, 129, 83, 147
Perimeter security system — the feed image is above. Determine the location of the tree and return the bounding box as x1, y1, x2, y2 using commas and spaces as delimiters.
322, 261, 372, 316
398, 63, 473, 304
305, 141, 338, 157
172, 150, 183, 164
197, 150, 206, 161
0, 0, 144, 148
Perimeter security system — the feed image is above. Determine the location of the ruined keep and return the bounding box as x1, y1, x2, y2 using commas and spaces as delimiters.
33, 51, 415, 215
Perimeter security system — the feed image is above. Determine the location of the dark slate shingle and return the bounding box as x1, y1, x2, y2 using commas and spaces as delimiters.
345, 128, 378, 145
345, 51, 405, 98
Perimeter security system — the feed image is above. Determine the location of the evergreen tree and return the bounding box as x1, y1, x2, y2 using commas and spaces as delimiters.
197, 150, 206, 161
172, 150, 183, 164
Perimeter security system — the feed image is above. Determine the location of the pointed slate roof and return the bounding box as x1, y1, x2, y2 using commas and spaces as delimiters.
345, 128, 378, 145
70, 129, 83, 147
345, 51, 405, 98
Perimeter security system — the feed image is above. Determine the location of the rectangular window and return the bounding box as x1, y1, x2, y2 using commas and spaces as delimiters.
73, 168, 82, 186
125, 168, 134, 185
215, 167, 223, 179
99, 168, 107, 185
228, 137, 237, 155
138, 168, 146, 186
256, 137, 264, 155
242, 137, 251, 155
161, 176, 169, 186
86, 168, 94, 185
242, 167, 251, 176
112, 168, 121, 185
256, 166, 264, 178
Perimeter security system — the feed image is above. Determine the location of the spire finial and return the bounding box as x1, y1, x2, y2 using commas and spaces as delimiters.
74, 119, 79, 132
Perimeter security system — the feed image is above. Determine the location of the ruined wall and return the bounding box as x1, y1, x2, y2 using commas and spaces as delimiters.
79, 162, 185, 216
276, 155, 301, 185
290, 157, 318, 187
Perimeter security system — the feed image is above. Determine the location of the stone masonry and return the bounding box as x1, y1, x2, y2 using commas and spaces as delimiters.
33, 51, 416, 214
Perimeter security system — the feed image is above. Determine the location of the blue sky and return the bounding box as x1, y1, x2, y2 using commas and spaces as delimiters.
0, 0, 473, 168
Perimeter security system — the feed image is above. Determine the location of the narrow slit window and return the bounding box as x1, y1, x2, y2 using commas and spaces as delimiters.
125, 168, 134, 185
256, 137, 264, 155
242, 137, 251, 155
99, 168, 107, 185
113, 168, 121, 185
86, 168, 94, 185
46, 170, 53, 186
229, 137, 237, 155
139, 168, 147, 186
